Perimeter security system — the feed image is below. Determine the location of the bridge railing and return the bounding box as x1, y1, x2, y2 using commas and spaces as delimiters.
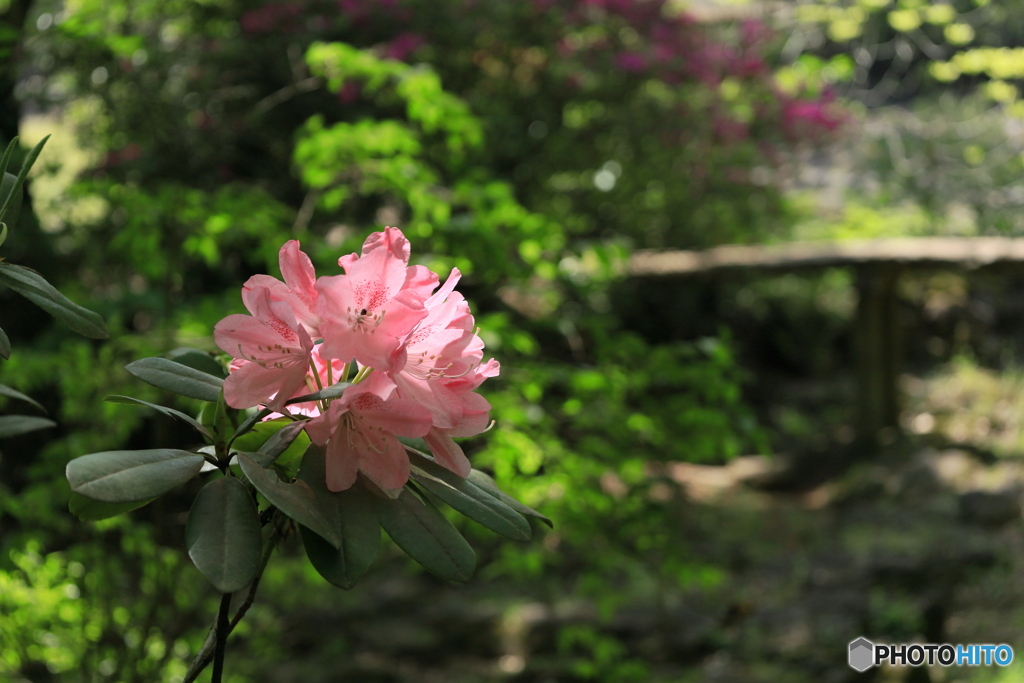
628, 237, 1024, 442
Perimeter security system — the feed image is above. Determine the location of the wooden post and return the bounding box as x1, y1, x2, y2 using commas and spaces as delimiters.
854, 265, 902, 440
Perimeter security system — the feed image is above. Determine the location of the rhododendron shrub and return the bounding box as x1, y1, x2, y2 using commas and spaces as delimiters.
64, 227, 546, 682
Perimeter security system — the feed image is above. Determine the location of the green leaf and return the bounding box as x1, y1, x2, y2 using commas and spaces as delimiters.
0, 135, 47, 226
231, 418, 309, 468
186, 476, 263, 593
66, 449, 206, 503
408, 451, 531, 541
0, 324, 8, 360
285, 381, 351, 405
69, 492, 155, 521
229, 407, 274, 447
104, 395, 213, 441
0, 415, 56, 438
467, 469, 553, 528
375, 486, 476, 582
198, 391, 234, 441
297, 445, 380, 588
0, 139, 18, 178
0, 263, 108, 339
125, 357, 223, 402
0, 171, 22, 229
256, 420, 307, 462
236, 453, 341, 548
0, 383, 45, 413
166, 347, 226, 378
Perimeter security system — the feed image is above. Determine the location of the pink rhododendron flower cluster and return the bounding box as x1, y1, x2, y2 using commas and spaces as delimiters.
214, 227, 498, 493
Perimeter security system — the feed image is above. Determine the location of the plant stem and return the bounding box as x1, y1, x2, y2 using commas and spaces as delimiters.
182, 525, 282, 683
211, 592, 231, 682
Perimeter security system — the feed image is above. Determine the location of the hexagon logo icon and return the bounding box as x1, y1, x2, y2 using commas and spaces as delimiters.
849, 637, 874, 672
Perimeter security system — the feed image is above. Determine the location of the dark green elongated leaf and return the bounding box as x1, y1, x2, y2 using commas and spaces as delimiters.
166, 347, 226, 378
0, 135, 46, 226
408, 454, 531, 541
104, 395, 213, 441
66, 449, 206, 503
0, 263, 108, 339
0, 383, 45, 413
467, 469, 553, 528
186, 476, 262, 593
258, 420, 307, 461
1, 170, 22, 229
0, 415, 56, 438
298, 445, 379, 588
0, 324, 9, 359
69, 492, 156, 521
0, 139, 18, 177
125, 357, 223, 402
375, 487, 475, 583
229, 407, 274, 445
237, 453, 341, 548
286, 382, 351, 405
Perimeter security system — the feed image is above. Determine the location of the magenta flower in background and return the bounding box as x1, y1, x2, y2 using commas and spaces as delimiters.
215, 227, 499, 492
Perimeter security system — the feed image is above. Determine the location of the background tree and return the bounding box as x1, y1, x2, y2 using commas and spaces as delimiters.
0, 0, 848, 680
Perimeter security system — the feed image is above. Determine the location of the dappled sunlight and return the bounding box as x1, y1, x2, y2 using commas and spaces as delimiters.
904, 357, 1024, 459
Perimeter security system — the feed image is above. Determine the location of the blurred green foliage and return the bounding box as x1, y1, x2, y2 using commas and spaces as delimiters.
785, 0, 1024, 239
0, 528, 213, 683
0, 0, 843, 679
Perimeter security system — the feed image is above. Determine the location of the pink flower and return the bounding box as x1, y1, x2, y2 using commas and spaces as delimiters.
315, 227, 434, 373
337, 81, 362, 105
216, 226, 500, 492
422, 363, 499, 476
389, 269, 474, 428
614, 51, 647, 73
383, 32, 425, 62
387, 270, 501, 476
244, 240, 320, 338
304, 373, 432, 492
214, 286, 314, 410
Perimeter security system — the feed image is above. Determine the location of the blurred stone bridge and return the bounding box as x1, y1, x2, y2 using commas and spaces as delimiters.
629, 237, 1024, 442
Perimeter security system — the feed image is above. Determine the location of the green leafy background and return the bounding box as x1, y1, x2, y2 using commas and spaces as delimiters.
7, 0, 1024, 680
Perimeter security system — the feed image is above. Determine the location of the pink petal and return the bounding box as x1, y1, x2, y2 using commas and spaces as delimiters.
347, 389, 432, 437
279, 240, 317, 307
403, 264, 439, 299
447, 391, 492, 437
303, 408, 335, 446
214, 313, 307, 363
326, 435, 360, 491
241, 275, 319, 338
425, 268, 461, 308
222, 358, 309, 410
355, 431, 410, 490
361, 226, 411, 263
424, 428, 471, 477
394, 373, 463, 429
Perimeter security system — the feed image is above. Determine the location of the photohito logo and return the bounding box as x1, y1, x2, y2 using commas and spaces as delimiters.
848, 638, 1014, 671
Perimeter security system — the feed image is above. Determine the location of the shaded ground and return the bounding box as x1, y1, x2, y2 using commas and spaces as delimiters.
231, 434, 1024, 683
